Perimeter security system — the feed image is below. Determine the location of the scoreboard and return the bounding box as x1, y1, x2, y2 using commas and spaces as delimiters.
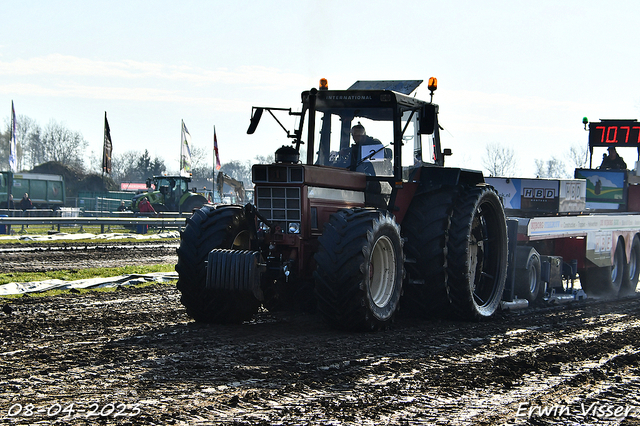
588, 120, 640, 148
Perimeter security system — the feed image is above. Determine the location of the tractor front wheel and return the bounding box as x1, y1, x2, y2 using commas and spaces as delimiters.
175, 205, 260, 323
314, 209, 404, 331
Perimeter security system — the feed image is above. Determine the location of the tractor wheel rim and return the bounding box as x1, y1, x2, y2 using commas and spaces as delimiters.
369, 235, 396, 308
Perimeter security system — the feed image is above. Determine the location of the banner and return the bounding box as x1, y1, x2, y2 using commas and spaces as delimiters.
120, 182, 149, 191
9, 101, 17, 172
180, 120, 192, 176
214, 126, 221, 170
102, 112, 112, 174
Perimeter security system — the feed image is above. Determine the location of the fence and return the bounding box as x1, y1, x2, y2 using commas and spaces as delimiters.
76, 191, 137, 211
0, 210, 188, 235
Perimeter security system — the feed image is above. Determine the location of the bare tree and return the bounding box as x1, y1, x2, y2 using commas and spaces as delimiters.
15, 115, 42, 170
40, 120, 87, 170
569, 144, 588, 170
535, 157, 570, 178
111, 151, 141, 183
254, 154, 275, 164
482, 143, 518, 177
220, 160, 252, 187
190, 145, 214, 181
1, 114, 40, 170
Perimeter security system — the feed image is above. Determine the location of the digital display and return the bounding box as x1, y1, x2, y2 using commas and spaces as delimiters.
588, 120, 640, 147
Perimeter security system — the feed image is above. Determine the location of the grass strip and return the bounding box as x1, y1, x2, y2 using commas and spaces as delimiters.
0, 264, 176, 287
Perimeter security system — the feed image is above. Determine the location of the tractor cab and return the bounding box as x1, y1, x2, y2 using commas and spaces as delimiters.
248, 78, 448, 177
309, 79, 443, 180
247, 78, 450, 214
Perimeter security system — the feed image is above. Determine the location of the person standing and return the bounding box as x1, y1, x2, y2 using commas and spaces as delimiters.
7, 194, 14, 209
138, 197, 156, 214
137, 196, 155, 234
19, 193, 32, 211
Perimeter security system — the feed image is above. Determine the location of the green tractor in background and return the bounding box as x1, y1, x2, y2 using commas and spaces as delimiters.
131, 175, 207, 213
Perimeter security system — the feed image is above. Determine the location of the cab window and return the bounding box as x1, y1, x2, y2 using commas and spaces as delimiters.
313, 109, 393, 177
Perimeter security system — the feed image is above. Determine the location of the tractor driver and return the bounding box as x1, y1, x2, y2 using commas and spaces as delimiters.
333, 122, 384, 173
168, 178, 177, 209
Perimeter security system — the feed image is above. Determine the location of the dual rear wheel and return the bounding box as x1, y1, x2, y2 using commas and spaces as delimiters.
401, 185, 508, 321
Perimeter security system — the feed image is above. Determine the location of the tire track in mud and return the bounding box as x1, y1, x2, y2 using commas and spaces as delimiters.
1, 285, 640, 424
0, 241, 178, 273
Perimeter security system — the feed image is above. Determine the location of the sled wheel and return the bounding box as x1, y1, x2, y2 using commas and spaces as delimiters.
622, 235, 640, 295
514, 246, 543, 305
580, 237, 625, 297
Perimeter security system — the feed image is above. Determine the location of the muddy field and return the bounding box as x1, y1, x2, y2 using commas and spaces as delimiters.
0, 240, 179, 273
2, 241, 640, 425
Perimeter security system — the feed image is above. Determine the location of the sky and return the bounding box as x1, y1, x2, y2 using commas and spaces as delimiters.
2, 0, 640, 177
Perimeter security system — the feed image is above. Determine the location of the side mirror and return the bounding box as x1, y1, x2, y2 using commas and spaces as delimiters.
247, 108, 264, 134
443, 148, 452, 156
419, 104, 439, 134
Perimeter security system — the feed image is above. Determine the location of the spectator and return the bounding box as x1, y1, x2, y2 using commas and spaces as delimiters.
7, 194, 14, 210
19, 193, 32, 211
138, 197, 156, 214
117, 201, 127, 212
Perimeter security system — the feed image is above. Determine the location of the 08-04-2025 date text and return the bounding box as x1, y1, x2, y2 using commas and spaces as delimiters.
6, 402, 141, 419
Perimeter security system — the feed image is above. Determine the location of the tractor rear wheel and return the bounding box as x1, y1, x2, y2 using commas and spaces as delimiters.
447, 186, 508, 320
314, 209, 404, 331
400, 189, 455, 318
176, 205, 260, 323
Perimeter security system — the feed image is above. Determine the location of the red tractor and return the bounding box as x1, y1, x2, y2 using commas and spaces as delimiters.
176, 78, 509, 331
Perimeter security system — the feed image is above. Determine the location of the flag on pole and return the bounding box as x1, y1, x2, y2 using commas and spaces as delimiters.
9, 101, 17, 173
180, 120, 192, 176
214, 126, 221, 170
102, 112, 112, 174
